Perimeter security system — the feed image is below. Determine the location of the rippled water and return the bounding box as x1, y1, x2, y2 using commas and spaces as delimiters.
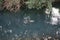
0, 3, 60, 40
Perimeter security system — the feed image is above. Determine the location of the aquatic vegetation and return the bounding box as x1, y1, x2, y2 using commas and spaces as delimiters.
0, 0, 60, 13
0, 0, 3, 3
3, 0, 22, 12
0, 0, 58, 12
0, 0, 3, 10
25, 0, 52, 13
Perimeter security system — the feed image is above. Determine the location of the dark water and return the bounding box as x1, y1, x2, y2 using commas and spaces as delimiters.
0, 3, 60, 40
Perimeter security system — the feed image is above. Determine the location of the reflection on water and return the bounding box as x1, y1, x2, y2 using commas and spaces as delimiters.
0, 7, 60, 40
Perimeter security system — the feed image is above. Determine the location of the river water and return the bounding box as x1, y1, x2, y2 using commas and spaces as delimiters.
0, 2, 60, 40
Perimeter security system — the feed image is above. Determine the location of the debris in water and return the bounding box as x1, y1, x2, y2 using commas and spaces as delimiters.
4, 29, 12, 33
23, 16, 34, 24
8, 29, 12, 33
45, 8, 50, 15
29, 20, 35, 23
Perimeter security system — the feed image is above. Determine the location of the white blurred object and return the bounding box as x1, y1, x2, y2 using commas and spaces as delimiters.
50, 17, 58, 25
9, 29, 12, 33
45, 7, 60, 25
51, 7, 60, 25
45, 8, 51, 18
29, 20, 35, 23
5, 29, 12, 33
45, 8, 50, 15
44, 38, 48, 40
48, 36, 52, 39
23, 16, 29, 24
24, 19, 28, 24
23, 16, 34, 24
52, 7, 60, 17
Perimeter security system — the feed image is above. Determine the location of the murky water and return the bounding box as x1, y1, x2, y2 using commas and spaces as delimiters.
0, 3, 60, 40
